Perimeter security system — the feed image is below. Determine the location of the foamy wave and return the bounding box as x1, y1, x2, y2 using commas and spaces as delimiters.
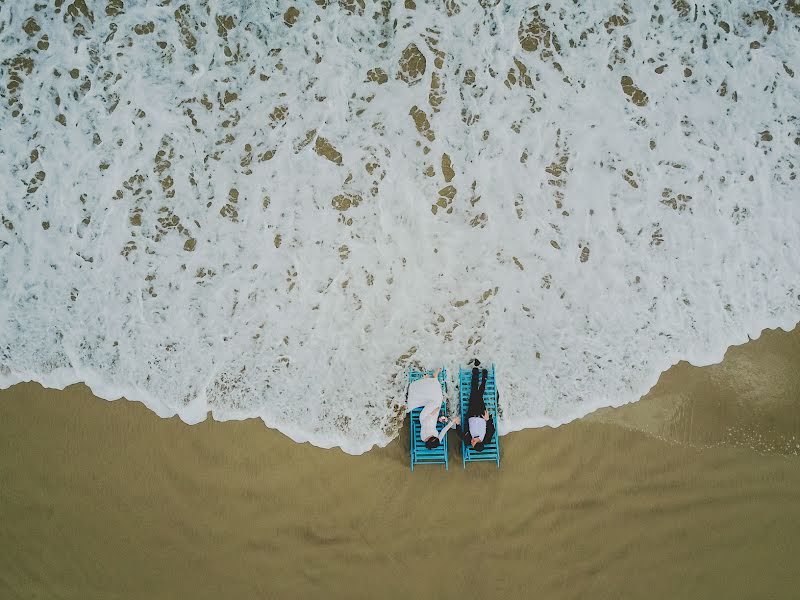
1, 1, 798, 453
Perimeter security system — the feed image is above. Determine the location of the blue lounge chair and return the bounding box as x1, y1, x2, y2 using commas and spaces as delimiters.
408, 368, 449, 471
459, 364, 501, 468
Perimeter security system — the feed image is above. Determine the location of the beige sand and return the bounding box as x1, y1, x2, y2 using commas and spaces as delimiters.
2, 328, 800, 600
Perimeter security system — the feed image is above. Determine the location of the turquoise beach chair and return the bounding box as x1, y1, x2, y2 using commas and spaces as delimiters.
459, 364, 501, 468
408, 367, 449, 471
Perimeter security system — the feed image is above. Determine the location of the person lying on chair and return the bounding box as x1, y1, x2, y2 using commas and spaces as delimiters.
454, 368, 495, 452
406, 367, 458, 449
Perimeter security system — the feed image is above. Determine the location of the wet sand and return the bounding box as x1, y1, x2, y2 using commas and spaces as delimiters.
2, 328, 800, 600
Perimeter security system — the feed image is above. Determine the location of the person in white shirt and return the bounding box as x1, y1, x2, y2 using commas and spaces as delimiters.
454, 367, 495, 452
406, 367, 459, 449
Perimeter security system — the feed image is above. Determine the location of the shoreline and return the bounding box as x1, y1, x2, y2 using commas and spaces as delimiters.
2, 323, 798, 456
2, 326, 800, 599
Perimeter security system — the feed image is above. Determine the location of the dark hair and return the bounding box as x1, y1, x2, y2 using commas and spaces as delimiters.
474, 441, 485, 452
425, 438, 440, 450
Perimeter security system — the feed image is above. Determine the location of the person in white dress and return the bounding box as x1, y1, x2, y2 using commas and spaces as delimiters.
406, 367, 460, 449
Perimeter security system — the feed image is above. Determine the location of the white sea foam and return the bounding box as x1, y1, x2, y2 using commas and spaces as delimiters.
1, 1, 798, 453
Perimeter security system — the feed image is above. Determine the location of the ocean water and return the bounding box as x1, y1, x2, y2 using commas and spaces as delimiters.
0, 1, 798, 453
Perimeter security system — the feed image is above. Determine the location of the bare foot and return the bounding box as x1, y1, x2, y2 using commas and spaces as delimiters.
433, 367, 441, 379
